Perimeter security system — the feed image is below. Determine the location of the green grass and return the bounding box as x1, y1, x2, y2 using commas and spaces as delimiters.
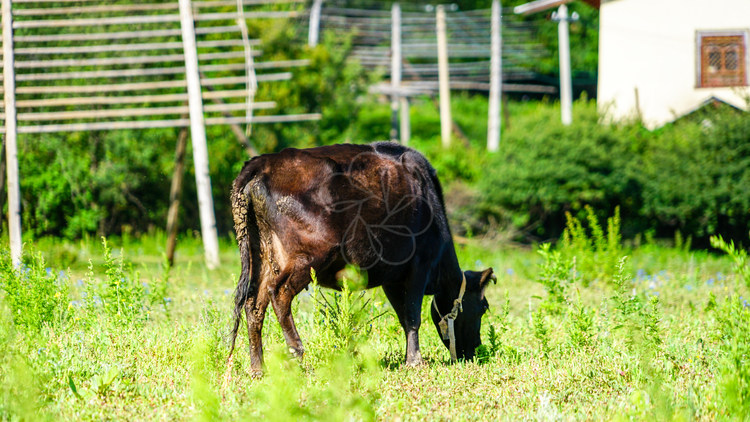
1, 232, 748, 420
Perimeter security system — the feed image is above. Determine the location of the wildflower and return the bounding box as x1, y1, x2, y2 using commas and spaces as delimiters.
685, 285, 694, 291
506, 268, 515, 276
706, 278, 715, 286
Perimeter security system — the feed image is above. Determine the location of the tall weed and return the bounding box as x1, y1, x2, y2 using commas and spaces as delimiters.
536, 243, 577, 314
710, 235, 749, 288
308, 266, 383, 358
561, 206, 624, 284
712, 294, 750, 418
0, 248, 69, 335
83, 238, 147, 326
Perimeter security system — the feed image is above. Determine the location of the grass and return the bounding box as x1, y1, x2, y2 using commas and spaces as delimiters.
1, 231, 749, 421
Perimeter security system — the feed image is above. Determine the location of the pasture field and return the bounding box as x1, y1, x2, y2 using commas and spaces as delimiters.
1, 227, 749, 421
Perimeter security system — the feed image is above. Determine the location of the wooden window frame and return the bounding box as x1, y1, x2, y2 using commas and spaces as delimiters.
696, 30, 749, 88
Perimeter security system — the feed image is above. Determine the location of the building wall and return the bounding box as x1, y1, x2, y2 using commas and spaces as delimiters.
597, 0, 750, 128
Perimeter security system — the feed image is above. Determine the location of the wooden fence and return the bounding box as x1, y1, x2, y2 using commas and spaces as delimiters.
305, 0, 555, 149
1, 0, 320, 267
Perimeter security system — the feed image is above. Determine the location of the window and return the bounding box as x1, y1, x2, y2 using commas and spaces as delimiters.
697, 32, 747, 88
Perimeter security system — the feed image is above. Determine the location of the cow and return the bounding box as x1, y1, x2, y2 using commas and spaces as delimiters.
227, 142, 495, 376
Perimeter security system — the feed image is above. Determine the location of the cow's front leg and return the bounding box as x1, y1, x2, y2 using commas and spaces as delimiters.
245, 287, 271, 378
383, 283, 425, 366
404, 289, 425, 366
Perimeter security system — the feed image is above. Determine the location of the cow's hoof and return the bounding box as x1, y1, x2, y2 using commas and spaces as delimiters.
289, 347, 305, 360
404, 358, 425, 368
250, 369, 264, 379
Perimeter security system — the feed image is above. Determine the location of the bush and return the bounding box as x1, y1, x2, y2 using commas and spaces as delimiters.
0, 248, 69, 335
478, 100, 643, 241
638, 104, 750, 242
475, 99, 749, 244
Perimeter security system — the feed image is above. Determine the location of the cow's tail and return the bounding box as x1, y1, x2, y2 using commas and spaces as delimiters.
228, 177, 255, 360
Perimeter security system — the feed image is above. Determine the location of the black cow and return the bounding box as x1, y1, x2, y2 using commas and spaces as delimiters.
228, 142, 494, 375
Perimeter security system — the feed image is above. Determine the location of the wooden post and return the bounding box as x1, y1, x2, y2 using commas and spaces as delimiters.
0, 138, 6, 223
179, 0, 220, 269
308, 0, 323, 47
436, 5, 452, 148
3, 0, 22, 267
557, 4, 573, 126
165, 127, 189, 267
390, 3, 401, 142
399, 97, 410, 145
487, 0, 502, 152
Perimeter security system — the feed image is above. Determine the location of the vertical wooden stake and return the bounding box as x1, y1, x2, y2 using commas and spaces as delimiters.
557, 4, 573, 126
399, 97, 410, 145
2, 0, 22, 267
179, 0, 220, 269
487, 0, 502, 152
436, 5, 452, 148
0, 138, 6, 221
390, 3, 402, 142
166, 127, 189, 267
308, 0, 323, 47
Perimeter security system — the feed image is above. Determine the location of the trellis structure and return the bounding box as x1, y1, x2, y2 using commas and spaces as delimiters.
306, 0, 554, 149
1, 0, 320, 267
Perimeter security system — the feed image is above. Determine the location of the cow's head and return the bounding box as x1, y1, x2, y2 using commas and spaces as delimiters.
430, 268, 495, 361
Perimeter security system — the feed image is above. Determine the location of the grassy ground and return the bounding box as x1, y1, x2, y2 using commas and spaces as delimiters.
1, 231, 749, 421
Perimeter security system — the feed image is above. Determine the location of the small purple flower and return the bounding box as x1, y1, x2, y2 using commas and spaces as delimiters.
224, 289, 231, 295
637, 269, 646, 279
717, 272, 725, 281
706, 278, 715, 286
506, 268, 515, 276
685, 285, 694, 291
46, 267, 53, 276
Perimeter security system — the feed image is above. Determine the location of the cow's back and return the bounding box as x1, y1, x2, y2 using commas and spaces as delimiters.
231, 142, 452, 289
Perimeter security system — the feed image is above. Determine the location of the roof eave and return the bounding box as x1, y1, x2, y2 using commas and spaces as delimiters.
514, 0, 600, 15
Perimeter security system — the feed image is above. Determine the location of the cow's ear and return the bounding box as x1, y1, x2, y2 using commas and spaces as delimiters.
479, 268, 496, 291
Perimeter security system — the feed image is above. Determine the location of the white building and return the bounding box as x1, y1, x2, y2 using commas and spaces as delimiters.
598, 0, 750, 128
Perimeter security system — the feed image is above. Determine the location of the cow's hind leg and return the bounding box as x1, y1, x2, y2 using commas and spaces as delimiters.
245, 286, 271, 377
269, 265, 311, 359
382, 282, 425, 367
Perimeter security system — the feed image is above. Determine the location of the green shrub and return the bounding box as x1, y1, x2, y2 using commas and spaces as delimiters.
83, 238, 148, 326
710, 235, 749, 288
561, 206, 625, 284
0, 248, 69, 335
712, 294, 750, 418
479, 99, 643, 241
639, 104, 750, 242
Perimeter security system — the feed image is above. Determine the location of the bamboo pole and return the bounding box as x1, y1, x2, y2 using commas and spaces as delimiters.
308, 0, 323, 47
390, 3, 402, 142
436, 5, 452, 148
3, 0, 22, 267
487, 0, 502, 152
166, 126, 189, 267
179, 0, 220, 269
